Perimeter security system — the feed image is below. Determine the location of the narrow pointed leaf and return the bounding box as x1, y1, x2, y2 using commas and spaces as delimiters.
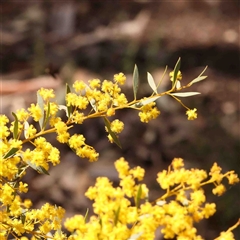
171, 92, 201, 97
37, 92, 44, 130
156, 65, 168, 88
135, 184, 142, 209
114, 206, 121, 226
27, 161, 50, 175
89, 98, 97, 112
24, 121, 30, 139
133, 64, 139, 100
172, 58, 181, 87
140, 96, 161, 106
37, 166, 50, 175
103, 117, 121, 148
147, 72, 157, 94
12, 112, 19, 139
43, 102, 51, 129
3, 147, 19, 159
84, 208, 89, 222
189, 76, 207, 85
66, 83, 72, 117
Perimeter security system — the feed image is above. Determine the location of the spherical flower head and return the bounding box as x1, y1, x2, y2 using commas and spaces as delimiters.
157, 170, 169, 189
75, 96, 89, 109
25, 124, 37, 138
186, 108, 197, 120
110, 119, 124, 134
45, 102, 59, 116
16, 108, 29, 122
114, 73, 126, 85
130, 166, 145, 181
115, 157, 130, 178
18, 182, 28, 193
120, 175, 135, 198
66, 92, 78, 107
210, 162, 223, 183
71, 111, 85, 124
190, 189, 206, 205
139, 101, 160, 123
0, 124, 10, 139
0, 114, 9, 125
76, 145, 99, 162
212, 184, 226, 196
169, 70, 182, 81
202, 203, 216, 218
106, 108, 115, 117
113, 93, 128, 107
227, 172, 239, 184
28, 103, 42, 122
172, 158, 184, 170
89, 79, 101, 89
38, 88, 55, 101
73, 80, 86, 92
69, 134, 85, 149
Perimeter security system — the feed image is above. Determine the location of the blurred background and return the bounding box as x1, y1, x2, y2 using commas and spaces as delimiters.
1, 1, 239, 239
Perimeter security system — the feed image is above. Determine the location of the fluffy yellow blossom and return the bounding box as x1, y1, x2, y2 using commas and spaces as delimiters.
69, 134, 85, 149
28, 103, 42, 121
172, 158, 184, 169
212, 184, 226, 196
73, 80, 86, 92
25, 124, 37, 138
110, 119, 124, 133
114, 73, 126, 85
139, 101, 160, 123
38, 88, 55, 101
16, 108, 29, 122
186, 108, 197, 120
71, 111, 85, 124
18, 182, 28, 193
89, 79, 101, 89
114, 157, 130, 178
202, 203, 216, 218
54, 121, 70, 143
130, 166, 145, 181
0, 114, 9, 125
227, 172, 239, 184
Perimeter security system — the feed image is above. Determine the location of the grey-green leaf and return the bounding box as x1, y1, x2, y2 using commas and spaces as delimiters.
27, 161, 50, 175
12, 112, 19, 139
66, 83, 72, 118
133, 64, 139, 100
3, 147, 19, 159
24, 121, 30, 139
189, 76, 207, 85
140, 96, 161, 106
147, 72, 157, 94
37, 92, 44, 130
135, 184, 142, 209
172, 57, 181, 87
171, 92, 201, 97
43, 102, 51, 129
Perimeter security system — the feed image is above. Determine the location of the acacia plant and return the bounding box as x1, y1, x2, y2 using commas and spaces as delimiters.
0, 59, 239, 240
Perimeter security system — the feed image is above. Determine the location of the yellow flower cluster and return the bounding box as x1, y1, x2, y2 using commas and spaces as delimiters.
139, 101, 160, 123
64, 158, 239, 240
1, 66, 239, 239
